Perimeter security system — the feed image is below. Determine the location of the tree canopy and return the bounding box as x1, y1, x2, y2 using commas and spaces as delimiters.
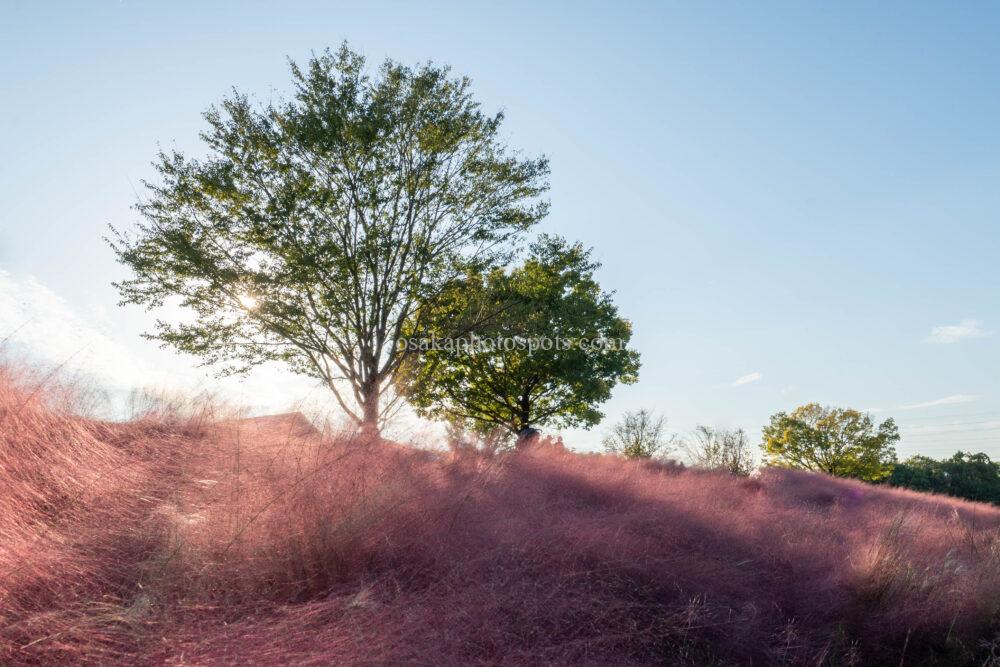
401, 235, 640, 434
761, 403, 898, 481
109, 45, 549, 428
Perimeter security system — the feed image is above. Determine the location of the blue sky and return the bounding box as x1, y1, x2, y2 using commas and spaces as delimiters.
1, 1, 997, 457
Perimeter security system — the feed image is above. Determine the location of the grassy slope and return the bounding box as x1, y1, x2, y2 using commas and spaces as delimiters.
2, 365, 1000, 665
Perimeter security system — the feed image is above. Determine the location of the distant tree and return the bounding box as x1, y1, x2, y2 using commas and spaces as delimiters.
889, 451, 1000, 504
109, 45, 549, 432
402, 235, 640, 435
885, 454, 940, 493
602, 409, 669, 459
761, 404, 898, 481
683, 425, 755, 475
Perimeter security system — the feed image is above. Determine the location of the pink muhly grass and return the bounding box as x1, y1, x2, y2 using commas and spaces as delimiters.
2, 362, 1000, 665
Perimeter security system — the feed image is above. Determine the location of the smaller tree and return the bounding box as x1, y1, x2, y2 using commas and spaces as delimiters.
761, 403, 898, 481
402, 235, 640, 435
683, 425, 755, 475
603, 409, 670, 459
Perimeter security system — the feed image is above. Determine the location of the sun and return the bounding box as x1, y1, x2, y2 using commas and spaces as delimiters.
237, 293, 258, 310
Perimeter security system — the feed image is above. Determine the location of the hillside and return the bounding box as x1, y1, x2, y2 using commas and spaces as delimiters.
2, 365, 999, 665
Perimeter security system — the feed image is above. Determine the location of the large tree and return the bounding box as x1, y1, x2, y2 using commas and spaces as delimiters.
761, 404, 898, 481
110, 45, 549, 429
401, 236, 640, 435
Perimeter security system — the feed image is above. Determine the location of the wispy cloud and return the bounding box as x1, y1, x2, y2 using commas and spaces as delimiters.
0, 270, 147, 389
0, 270, 321, 414
731, 371, 762, 387
925, 319, 989, 344
904, 420, 1000, 436
900, 395, 978, 410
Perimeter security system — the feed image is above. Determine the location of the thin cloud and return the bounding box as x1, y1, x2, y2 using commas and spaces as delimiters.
731, 371, 762, 387
0, 269, 322, 414
925, 319, 988, 344
900, 395, 978, 410
905, 420, 1000, 435
0, 269, 146, 389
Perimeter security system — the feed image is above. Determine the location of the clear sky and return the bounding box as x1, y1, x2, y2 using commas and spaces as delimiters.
1, 1, 997, 457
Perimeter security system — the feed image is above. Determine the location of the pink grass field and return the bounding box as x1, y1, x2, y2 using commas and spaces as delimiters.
2, 363, 1000, 665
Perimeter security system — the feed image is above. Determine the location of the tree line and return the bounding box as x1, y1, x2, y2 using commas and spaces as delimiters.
603, 404, 1000, 505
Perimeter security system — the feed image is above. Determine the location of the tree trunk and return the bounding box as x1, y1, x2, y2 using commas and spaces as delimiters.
513, 391, 535, 447
360, 383, 380, 434
515, 392, 532, 433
